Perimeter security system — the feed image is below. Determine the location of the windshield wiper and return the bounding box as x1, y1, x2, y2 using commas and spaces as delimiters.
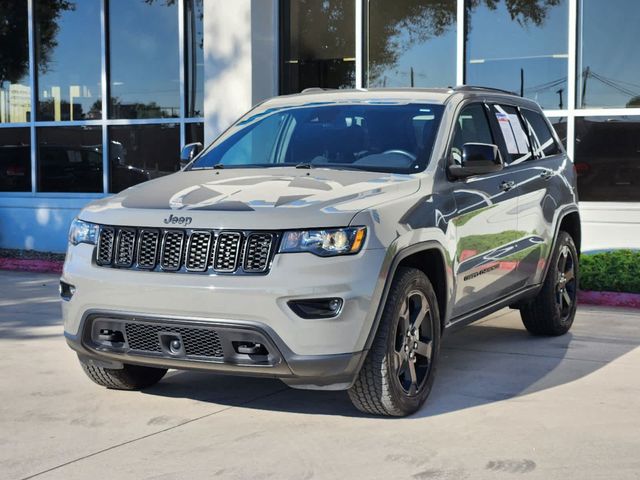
211, 163, 224, 169
295, 162, 313, 169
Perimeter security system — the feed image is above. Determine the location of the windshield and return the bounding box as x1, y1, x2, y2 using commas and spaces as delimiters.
190, 103, 445, 174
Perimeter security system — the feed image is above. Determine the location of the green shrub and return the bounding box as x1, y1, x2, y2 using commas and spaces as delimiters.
580, 249, 640, 293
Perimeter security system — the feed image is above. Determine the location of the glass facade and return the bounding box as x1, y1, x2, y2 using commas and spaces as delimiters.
0, 1, 31, 123
278, 0, 640, 203
465, 0, 568, 110
37, 126, 102, 193
35, 0, 102, 121
367, 0, 456, 88
0, 0, 204, 195
577, 0, 640, 109
280, 0, 356, 94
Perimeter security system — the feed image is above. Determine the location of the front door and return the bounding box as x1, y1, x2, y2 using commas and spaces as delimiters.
449, 102, 524, 318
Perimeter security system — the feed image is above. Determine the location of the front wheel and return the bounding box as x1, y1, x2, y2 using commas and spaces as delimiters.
519, 230, 578, 336
348, 267, 441, 416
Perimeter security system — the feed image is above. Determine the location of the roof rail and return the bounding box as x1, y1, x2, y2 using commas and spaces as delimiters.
452, 85, 518, 96
300, 87, 336, 94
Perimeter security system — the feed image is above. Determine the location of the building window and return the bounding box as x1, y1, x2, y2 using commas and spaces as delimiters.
366, 0, 456, 88
548, 117, 567, 149
185, 0, 204, 117
35, 0, 102, 121
280, 0, 356, 94
186, 122, 204, 145
577, 0, 640, 108
108, 124, 180, 193
574, 117, 640, 202
0, 128, 31, 191
0, 1, 31, 123
37, 126, 102, 192
465, 0, 568, 110
109, 0, 180, 119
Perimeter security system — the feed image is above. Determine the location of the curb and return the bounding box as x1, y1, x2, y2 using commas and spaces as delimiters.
0, 258, 63, 274
578, 290, 640, 309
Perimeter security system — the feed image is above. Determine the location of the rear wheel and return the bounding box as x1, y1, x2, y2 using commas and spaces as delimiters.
80, 360, 167, 390
520, 230, 578, 336
348, 267, 440, 416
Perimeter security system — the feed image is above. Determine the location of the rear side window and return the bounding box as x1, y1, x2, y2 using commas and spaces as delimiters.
450, 103, 494, 165
493, 105, 531, 164
521, 109, 561, 158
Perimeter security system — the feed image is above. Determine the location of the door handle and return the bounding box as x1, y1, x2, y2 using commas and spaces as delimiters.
500, 180, 516, 192
540, 169, 554, 180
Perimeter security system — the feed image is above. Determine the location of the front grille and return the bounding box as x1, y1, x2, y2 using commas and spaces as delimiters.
96, 227, 115, 265
114, 229, 136, 267
96, 225, 277, 275
124, 322, 224, 358
244, 233, 274, 272
214, 232, 241, 272
160, 230, 185, 271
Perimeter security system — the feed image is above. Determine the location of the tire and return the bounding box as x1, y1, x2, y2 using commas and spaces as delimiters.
348, 267, 441, 416
520, 230, 578, 336
80, 360, 167, 390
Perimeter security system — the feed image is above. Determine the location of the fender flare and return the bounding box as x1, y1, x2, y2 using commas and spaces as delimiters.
362, 240, 450, 355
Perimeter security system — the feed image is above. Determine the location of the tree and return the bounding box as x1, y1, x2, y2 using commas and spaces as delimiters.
0, 0, 75, 86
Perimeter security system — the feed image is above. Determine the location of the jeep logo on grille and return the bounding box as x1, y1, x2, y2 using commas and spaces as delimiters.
164, 214, 192, 226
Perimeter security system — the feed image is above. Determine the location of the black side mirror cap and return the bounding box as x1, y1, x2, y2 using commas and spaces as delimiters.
180, 142, 203, 169
448, 143, 503, 178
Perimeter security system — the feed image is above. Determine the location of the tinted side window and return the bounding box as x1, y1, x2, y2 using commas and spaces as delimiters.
521, 109, 561, 158
450, 104, 494, 165
493, 105, 531, 164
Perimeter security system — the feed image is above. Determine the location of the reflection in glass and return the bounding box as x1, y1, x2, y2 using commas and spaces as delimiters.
575, 117, 640, 202
0, 1, 31, 123
367, 0, 456, 88
0, 128, 31, 191
280, 0, 355, 94
37, 127, 102, 193
577, 1, 640, 108
186, 122, 204, 145
547, 117, 567, 149
465, 0, 568, 109
35, 0, 101, 121
185, 0, 204, 117
109, 0, 180, 119
109, 124, 180, 193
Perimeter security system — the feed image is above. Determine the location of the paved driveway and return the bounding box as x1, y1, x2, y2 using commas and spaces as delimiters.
1, 271, 639, 480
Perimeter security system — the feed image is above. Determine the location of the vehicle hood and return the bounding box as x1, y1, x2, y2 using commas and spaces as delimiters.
80, 167, 421, 230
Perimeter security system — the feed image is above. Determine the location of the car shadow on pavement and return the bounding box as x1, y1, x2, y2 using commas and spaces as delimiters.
143, 316, 640, 418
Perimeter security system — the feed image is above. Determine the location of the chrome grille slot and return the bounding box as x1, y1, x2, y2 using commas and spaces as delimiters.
244, 233, 274, 272
185, 231, 213, 271
214, 232, 242, 272
114, 229, 136, 267
160, 230, 185, 271
124, 322, 224, 358
96, 227, 115, 265
137, 229, 160, 269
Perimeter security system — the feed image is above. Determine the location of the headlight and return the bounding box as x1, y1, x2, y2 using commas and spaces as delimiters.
279, 227, 366, 257
68, 218, 99, 246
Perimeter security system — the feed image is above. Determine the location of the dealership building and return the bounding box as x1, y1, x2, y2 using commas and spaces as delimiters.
0, 0, 638, 253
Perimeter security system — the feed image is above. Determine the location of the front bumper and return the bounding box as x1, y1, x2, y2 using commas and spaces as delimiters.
62, 244, 387, 389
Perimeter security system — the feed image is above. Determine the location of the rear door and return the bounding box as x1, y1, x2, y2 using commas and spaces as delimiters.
449, 102, 523, 318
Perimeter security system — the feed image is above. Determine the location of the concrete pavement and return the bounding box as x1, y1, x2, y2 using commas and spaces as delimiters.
1, 271, 639, 479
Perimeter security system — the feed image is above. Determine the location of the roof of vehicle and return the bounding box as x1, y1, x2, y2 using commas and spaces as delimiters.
261, 86, 540, 110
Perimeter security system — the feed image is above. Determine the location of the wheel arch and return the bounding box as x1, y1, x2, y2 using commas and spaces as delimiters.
558, 210, 581, 256
365, 241, 451, 354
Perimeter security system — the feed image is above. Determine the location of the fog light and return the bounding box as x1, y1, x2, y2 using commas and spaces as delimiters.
288, 298, 344, 319
170, 339, 182, 352
59, 281, 75, 301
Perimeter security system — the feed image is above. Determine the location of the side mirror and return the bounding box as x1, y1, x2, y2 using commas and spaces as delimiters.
180, 142, 203, 169
448, 143, 503, 178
